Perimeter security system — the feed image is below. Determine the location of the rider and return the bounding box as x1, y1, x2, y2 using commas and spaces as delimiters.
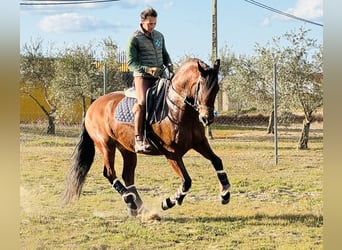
126, 7, 173, 153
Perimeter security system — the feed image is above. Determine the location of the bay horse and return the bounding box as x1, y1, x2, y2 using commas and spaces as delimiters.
63, 58, 231, 216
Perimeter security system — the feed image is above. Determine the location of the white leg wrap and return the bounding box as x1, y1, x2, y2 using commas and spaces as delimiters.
216, 170, 226, 174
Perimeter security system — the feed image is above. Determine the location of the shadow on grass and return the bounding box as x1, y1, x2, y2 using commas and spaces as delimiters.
163, 213, 323, 228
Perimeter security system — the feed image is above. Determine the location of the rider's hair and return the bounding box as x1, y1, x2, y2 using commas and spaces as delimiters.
140, 7, 158, 20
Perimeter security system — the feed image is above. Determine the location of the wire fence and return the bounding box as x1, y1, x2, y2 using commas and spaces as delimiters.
214, 113, 323, 127
19, 112, 323, 138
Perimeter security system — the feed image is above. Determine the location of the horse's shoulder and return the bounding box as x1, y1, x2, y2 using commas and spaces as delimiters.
106, 91, 126, 105
103, 91, 125, 100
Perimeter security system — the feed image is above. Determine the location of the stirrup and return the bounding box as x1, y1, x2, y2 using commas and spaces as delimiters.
134, 136, 152, 153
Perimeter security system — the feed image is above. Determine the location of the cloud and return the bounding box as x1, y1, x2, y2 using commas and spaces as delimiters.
261, 17, 270, 27
144, 0, 158, 5
117, 0, 139, 9
163, 1, 174, 10
20, 2, 114, 15
261, 0, 323, 26
38, 13, 120, 33
287, 0, 323, 19
117, 0, 157, 9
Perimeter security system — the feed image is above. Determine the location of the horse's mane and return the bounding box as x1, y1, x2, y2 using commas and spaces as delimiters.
176, 58, 218, 92
178, 58, 209, 70
175, 58, 209, 78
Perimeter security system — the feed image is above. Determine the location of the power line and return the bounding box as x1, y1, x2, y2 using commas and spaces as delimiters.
20, 0, 119, 5
243, 0, 323, 27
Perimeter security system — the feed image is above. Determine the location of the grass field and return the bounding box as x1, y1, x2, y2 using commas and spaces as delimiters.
20, 122, 323, 249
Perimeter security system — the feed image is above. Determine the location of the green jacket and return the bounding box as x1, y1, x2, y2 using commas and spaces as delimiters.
126, 26, 172, 77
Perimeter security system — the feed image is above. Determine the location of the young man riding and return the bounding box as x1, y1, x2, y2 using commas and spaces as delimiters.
126, 7, 173, 153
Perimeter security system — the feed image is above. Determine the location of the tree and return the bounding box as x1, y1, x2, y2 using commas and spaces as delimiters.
101, 37, 128, 92
51, 38, 126, 122
223, 52, 274, 115
218, 44, 238, 111
222, 27, 322, 149
280, 27, 323, 149
223, 39, 292, 133
52, 43, 100, 121
252, 38, 293, 134
20, 38, 57, 134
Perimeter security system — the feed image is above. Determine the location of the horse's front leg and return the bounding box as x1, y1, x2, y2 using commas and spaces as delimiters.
216, 169, 231, 204
161, 157, 192, 210
194, 140, 231, 205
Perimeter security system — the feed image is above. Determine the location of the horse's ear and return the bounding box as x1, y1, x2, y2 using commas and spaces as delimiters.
214, 59, 220, 71
197, 61, 206, 76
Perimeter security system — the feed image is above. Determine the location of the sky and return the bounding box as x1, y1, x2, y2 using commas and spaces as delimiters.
19, 0, 323, 62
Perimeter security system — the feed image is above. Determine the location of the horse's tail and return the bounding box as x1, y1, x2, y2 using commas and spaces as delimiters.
63, 121, 95, 204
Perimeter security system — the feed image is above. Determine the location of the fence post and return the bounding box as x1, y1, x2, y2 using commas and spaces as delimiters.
274, 63, 278, 165
103, 62, 107, 95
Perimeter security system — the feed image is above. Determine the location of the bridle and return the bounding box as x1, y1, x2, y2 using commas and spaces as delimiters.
183, 74, 215, 114
165, 65, 217, 125
165, 59, 220, 125
183, 76, 201, 112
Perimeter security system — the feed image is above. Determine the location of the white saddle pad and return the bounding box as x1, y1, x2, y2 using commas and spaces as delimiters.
124, 87, 137, 99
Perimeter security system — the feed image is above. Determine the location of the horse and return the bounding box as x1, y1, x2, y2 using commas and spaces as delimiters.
63, 58, 231, 217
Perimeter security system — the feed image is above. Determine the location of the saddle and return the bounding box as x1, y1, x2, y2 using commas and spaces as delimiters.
114, 78, 170, 125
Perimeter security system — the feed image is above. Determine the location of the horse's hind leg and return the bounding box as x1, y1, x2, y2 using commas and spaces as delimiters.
193, 140, 231, 205
161, 157, 192, 210
96, 141, 139, 216
117, 145, 144, 214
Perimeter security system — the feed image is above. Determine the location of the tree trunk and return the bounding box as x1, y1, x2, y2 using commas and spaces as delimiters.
47, 115, 55, 135
298, 118, 311, 149
82, 96, 87, 118
267, 110, 274, 134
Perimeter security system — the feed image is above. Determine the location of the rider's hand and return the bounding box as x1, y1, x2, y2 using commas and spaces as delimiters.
146, 67, 161, 78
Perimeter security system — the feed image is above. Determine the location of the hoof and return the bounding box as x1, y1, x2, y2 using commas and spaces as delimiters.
127, 208, 138, 217
221, 191, 230, 205
123, 192, 137, 210
176, 194, 186, 206
161, 198, 175, 210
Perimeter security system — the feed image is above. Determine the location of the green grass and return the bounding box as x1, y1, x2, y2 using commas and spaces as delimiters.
20, 123, 323, 249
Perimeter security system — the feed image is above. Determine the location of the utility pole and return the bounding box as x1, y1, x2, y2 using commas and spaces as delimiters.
212, 0, 223, 113
212, 0, 217, 61
208, 0, 217, 139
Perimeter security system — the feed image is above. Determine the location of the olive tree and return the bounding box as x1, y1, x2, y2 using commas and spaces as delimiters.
51, 42, 100, 121
101, 37, 127, 92
223, 51, 275, 116
51, 38, 125, 122
20, 38, 57, 134
221, 27, 322, 149
280, 27, 323, 149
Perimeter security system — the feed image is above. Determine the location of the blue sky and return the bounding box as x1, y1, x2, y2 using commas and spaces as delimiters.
20, 0, 323, 62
